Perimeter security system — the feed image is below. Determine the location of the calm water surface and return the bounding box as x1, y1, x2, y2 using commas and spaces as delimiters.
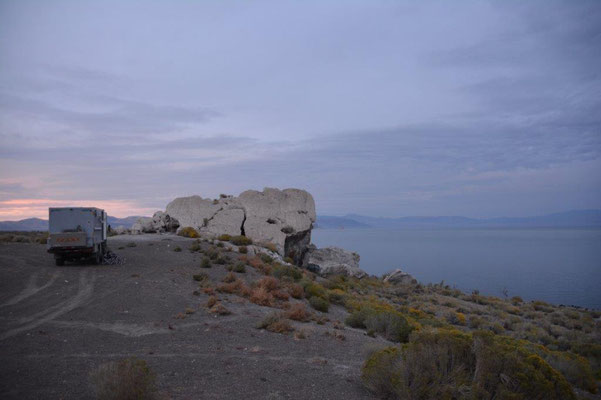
312, 228, 601, 309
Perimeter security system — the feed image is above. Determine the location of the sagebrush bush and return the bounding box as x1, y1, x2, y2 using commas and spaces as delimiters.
217, 234, 232, 241
309, 296, 329, 313
362, 329, 576, 400
272, 264, 303, 281
200, 257, 211, 268
177, 227, 199, 238
90, 357, 157, 400
346, 307, 412, 343
230, 235, 252, 246
285, 303, 311, 321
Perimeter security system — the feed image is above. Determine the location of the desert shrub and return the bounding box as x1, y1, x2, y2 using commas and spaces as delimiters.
231, 262, 246, 273
328, 289, 347, 306
217, 234, 232, 241
206, 248, 219, 260
126, 242, 137, 248
541, 350, 598, 393
209, 303, 231, 315
192, 273, 208, 282
447, 311, 466, 326
362, 329, 576, 400
532, 300, 553, 313
260, 253, 273, 264
215, 242, 224, 248
272, 264, 302, 281
188, 242, 201, 252
250, 287, 275, 307
287, 283, 304, 299
302, 281, 327, 300
215, 255, 228, 265
283, 256, 294, 264
346, 307, 413, 343
178, 227, 199, 238
173, 246, 182, 252
200, 257, 211, 268
511, 296, 524, 305
258, 276, 280, 291
285, 303, 311, 321
230, 235, 252, 246
309, 296, 330, 313
222, 272, 236, 283
207, 296, 218, 308
490, 323, 505, 334
217, 279, 251, 297
90, 357, 157, 400
238, 246, 248, 254
272, 289, 290, 300
256, 312, 293, 333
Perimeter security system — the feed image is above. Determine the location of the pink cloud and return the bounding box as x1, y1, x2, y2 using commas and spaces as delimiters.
0, 198, 156, 220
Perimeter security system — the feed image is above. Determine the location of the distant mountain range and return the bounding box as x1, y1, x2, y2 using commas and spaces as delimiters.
0, 216, 143, 231
316, 210, 601, 229
2, 210, 600, 231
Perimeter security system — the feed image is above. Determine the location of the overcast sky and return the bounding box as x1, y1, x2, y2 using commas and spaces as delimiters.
1, 0, 600, 219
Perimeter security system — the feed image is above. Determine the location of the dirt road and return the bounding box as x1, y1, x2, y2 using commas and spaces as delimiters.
0, 235, 379, 399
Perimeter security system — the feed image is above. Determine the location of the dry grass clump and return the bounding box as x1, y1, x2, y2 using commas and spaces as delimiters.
247, 256, 272, 274
285, 303, 311, 322
286, 283, 304, 299
209, 303, 231, 315
90, 357, 158, 400
230, 235, 253, 246
217, 279, 251, 297
178, 227, 199, 238
207, 296, 218, 308
250, 286, 275, 307
256, 312, 294, 333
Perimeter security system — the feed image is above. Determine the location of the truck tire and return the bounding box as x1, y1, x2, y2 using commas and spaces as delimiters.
55, 257, 64, 266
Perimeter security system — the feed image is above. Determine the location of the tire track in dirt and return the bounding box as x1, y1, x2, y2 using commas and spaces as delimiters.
0, 271, 95, 341
1, 272, 60, 308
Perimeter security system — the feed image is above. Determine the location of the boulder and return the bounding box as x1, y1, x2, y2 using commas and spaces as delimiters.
131, 217, 154, 234
383, 269, 416, 285
239, 188, 315, 260
131, 212, 179, 234
151, 211, 179, 233
302, 246, 367, 279
163, 188, 316, 260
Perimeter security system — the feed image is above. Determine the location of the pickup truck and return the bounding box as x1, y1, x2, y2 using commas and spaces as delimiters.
47, 207, 107, 266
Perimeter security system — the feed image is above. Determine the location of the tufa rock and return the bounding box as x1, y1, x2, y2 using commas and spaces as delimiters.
131, 212, 179, 234
383, 269, 417, 285
302, 245, 367, 279
164, 188, 315, 260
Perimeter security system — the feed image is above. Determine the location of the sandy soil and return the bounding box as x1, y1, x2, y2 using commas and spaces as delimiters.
0, 235, 383, 399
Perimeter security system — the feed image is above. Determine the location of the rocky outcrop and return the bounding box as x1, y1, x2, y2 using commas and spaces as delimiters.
302, 246, 367, 279
131, 212, 179, 234
383, 269, 416, 285
163, 188, 316, 260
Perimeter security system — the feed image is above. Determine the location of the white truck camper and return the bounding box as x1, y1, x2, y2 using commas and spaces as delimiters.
47, 207, 107, 266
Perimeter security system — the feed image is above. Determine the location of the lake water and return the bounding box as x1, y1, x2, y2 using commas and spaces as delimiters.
311, 228, 601, 309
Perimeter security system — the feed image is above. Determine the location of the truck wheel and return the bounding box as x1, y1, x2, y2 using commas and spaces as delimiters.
55, 257, 65, 266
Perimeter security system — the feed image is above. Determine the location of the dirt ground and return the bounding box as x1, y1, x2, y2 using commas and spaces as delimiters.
0, 235, 383, 399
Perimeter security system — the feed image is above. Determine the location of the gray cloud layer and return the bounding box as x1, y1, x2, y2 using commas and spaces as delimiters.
0, 0, 599, 218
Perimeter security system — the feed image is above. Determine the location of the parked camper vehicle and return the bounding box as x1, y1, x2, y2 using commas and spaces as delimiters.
47, 207, 107, 266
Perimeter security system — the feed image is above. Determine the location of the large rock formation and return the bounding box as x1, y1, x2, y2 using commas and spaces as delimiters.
302, 246, 367, 279
163, 188, 316, 262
